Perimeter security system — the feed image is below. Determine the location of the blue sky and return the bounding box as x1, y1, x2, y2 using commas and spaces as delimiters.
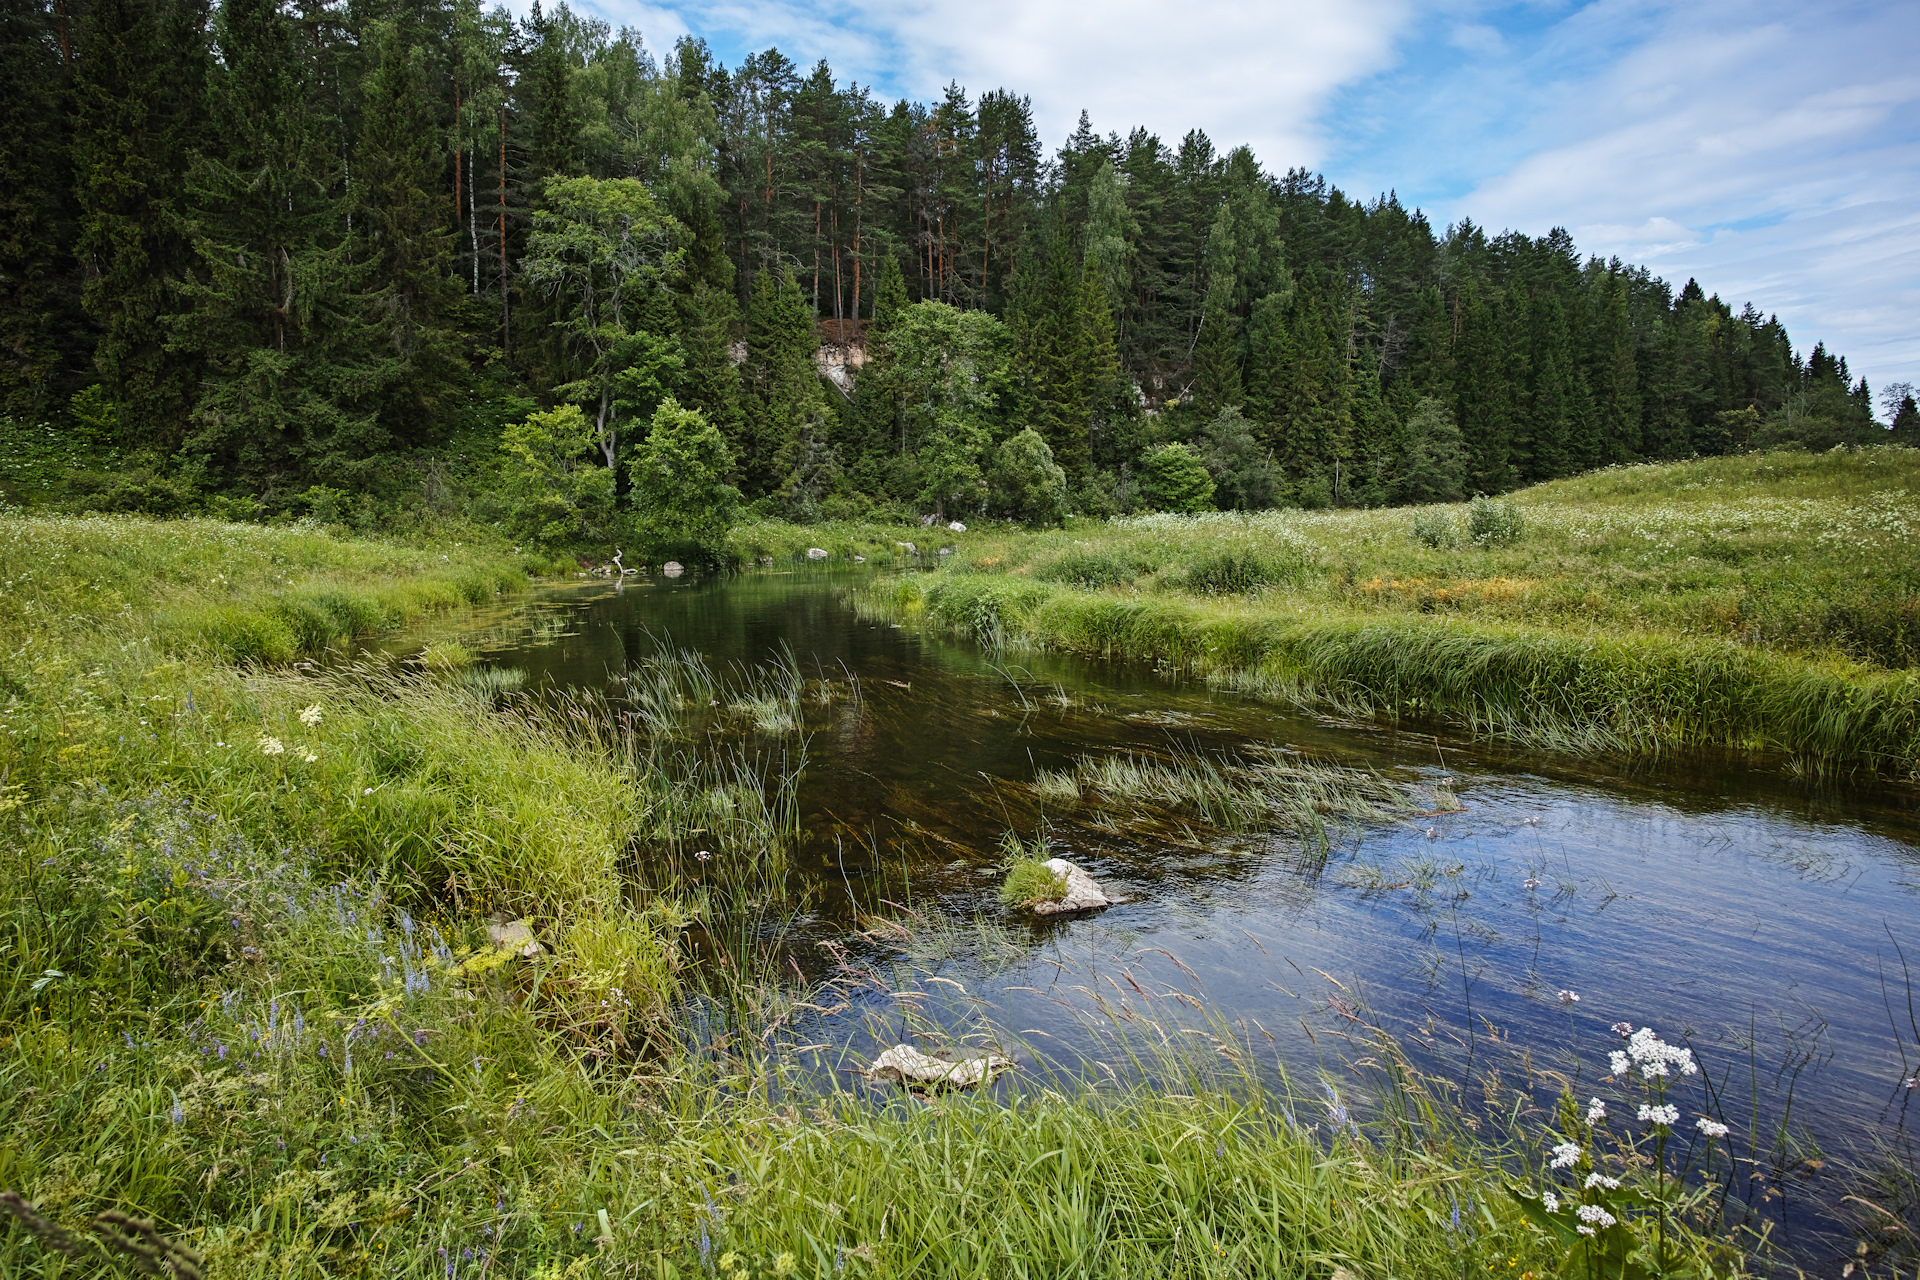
572, 0, 1918, 409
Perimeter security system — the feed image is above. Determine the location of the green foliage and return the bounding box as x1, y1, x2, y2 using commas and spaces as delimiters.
1410, 509, 1460, 550
1466, 495, 1525, 546
1396, 396, 1466, 505
522, 175, 687, 474
1201, 407, 1277, 510
988, 426, 1067, 525
1034, 548, 1150, 590
1138, 442, 1215, 512
498, 404, 617, 548
627, 397, 741, 553
1174, 546, 1311, 596
996, 830, 1066, 908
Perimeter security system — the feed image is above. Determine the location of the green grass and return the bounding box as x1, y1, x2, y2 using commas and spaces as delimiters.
0, 515, 1760, 1278
858, 448, 1920, 777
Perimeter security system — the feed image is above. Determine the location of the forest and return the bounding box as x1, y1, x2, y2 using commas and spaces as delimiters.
3, 0, 1915, 539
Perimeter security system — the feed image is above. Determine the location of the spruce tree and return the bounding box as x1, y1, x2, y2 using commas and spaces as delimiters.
1012, 229, 1092, 483
676, 280, 746, 469
740, 266, 827, 497
1191, 203, 1241, 413
355, 18, 465, 449
174, 0, 379, 487
0, 0, 85, 421
70, 0, 209, 448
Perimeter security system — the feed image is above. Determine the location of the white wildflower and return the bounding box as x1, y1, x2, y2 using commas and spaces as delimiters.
1542, 1191, 1560, 1213
303, 751, 318, 764
1577, 1225, 1597, 1237
1695, 1117, 1729, 1139
1586, 1097, 1606, 1124
1584, 1173, 1621, 1190
1550, 1142, 1582, 1169
258, 735, 284, 756
299, 704, 323, 726
1609, 1051, 1630, 1075
1638, 1104, 1679, 1126
1558, 989, 1580, 1005
1576, 1204, 1617, 1229
1623, 1026, 1696, 1079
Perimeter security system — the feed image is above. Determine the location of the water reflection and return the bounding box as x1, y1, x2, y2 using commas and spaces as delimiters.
421, 568, 1919, 1258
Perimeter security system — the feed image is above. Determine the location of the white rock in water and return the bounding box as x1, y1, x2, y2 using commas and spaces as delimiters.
948, 520, 967, 532
485, 918, 545, 958
807, 547, 830, 560
1031, 858, 1115, 916
661, 561, 684, 578
865, 1043, 1014, 1090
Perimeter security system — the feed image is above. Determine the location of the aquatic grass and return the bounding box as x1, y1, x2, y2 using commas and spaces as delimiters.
1053, 748, 1420, 848
995, 829, 1067, 909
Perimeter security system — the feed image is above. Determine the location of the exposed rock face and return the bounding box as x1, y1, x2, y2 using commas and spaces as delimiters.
1031, 858, 1115, 916
814, 339, 866, 393
864, 1043, 1014, 1090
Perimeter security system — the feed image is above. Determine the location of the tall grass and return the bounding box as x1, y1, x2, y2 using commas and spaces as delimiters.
0, 515, 1767, 1278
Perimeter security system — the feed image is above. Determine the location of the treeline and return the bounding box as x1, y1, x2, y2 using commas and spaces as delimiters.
2, 0, 1913, 530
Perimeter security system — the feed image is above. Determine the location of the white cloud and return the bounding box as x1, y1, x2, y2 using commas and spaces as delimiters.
581, 0, 1413, 163
1445, 0, 1920, 389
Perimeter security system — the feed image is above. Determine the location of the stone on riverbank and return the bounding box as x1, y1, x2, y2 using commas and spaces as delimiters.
1031, 858, 1115, 916
864, 1043, 1014, 1090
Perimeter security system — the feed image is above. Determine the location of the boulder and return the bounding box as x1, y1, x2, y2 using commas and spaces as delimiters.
806, 547, 830, 560
864, 1043, 1014, 1090
1031, 858, 1115, 916
895, 541, 916, 555
661, 561, 684, 578
485, 918, 545, 958
948, 520, 967, 533
853, 555, 866, 563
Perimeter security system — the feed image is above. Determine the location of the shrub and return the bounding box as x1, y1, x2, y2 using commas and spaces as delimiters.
1138, 442, 1215, 513
1467, 495, 1525, 545
498, 404, 617, 549
1411, 509, 1460, 549
627, 398, 741, 554
988, 427, 1068, 526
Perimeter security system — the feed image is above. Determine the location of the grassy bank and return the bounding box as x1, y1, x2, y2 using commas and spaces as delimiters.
1, 515, 1754, 1277
845, 448, 1920, 777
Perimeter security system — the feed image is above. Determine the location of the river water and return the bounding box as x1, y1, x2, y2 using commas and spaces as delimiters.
435, 567, 1919, 1261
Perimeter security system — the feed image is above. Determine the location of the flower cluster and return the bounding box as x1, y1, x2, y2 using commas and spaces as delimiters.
1638, 1103, 1680, 1127
1550, 1142, 1582, 1169
1694, 1117, 1729, 1139
1608, 1025, 1696, 1080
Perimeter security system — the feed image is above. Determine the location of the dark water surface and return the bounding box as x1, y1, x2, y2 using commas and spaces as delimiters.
446, 568, 1919, 1259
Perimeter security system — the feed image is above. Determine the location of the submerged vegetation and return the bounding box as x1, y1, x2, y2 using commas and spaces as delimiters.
0, 509, 1778, 1276
853, 447, 1920, 778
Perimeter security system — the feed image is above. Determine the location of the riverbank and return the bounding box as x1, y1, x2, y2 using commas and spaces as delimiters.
1, 512, 1756, 1277
821, 448, 1920, 778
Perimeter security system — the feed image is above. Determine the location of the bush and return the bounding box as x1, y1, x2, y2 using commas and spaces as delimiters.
498, 404, 617, 549
1138, 442, 1215, 513
988, 427, 1068, 525
1411, 509, 1460, 549
1466, 495, 1525, 546
627, 398, 741, 554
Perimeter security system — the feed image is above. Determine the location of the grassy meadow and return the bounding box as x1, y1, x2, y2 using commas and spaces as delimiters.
0, 494, 1807, 1276
822, 447, 1920, 777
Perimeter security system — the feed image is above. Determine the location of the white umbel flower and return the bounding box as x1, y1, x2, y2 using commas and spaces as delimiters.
1550, 1142, 1583, 1169
1695, 1117, 1729, 1139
